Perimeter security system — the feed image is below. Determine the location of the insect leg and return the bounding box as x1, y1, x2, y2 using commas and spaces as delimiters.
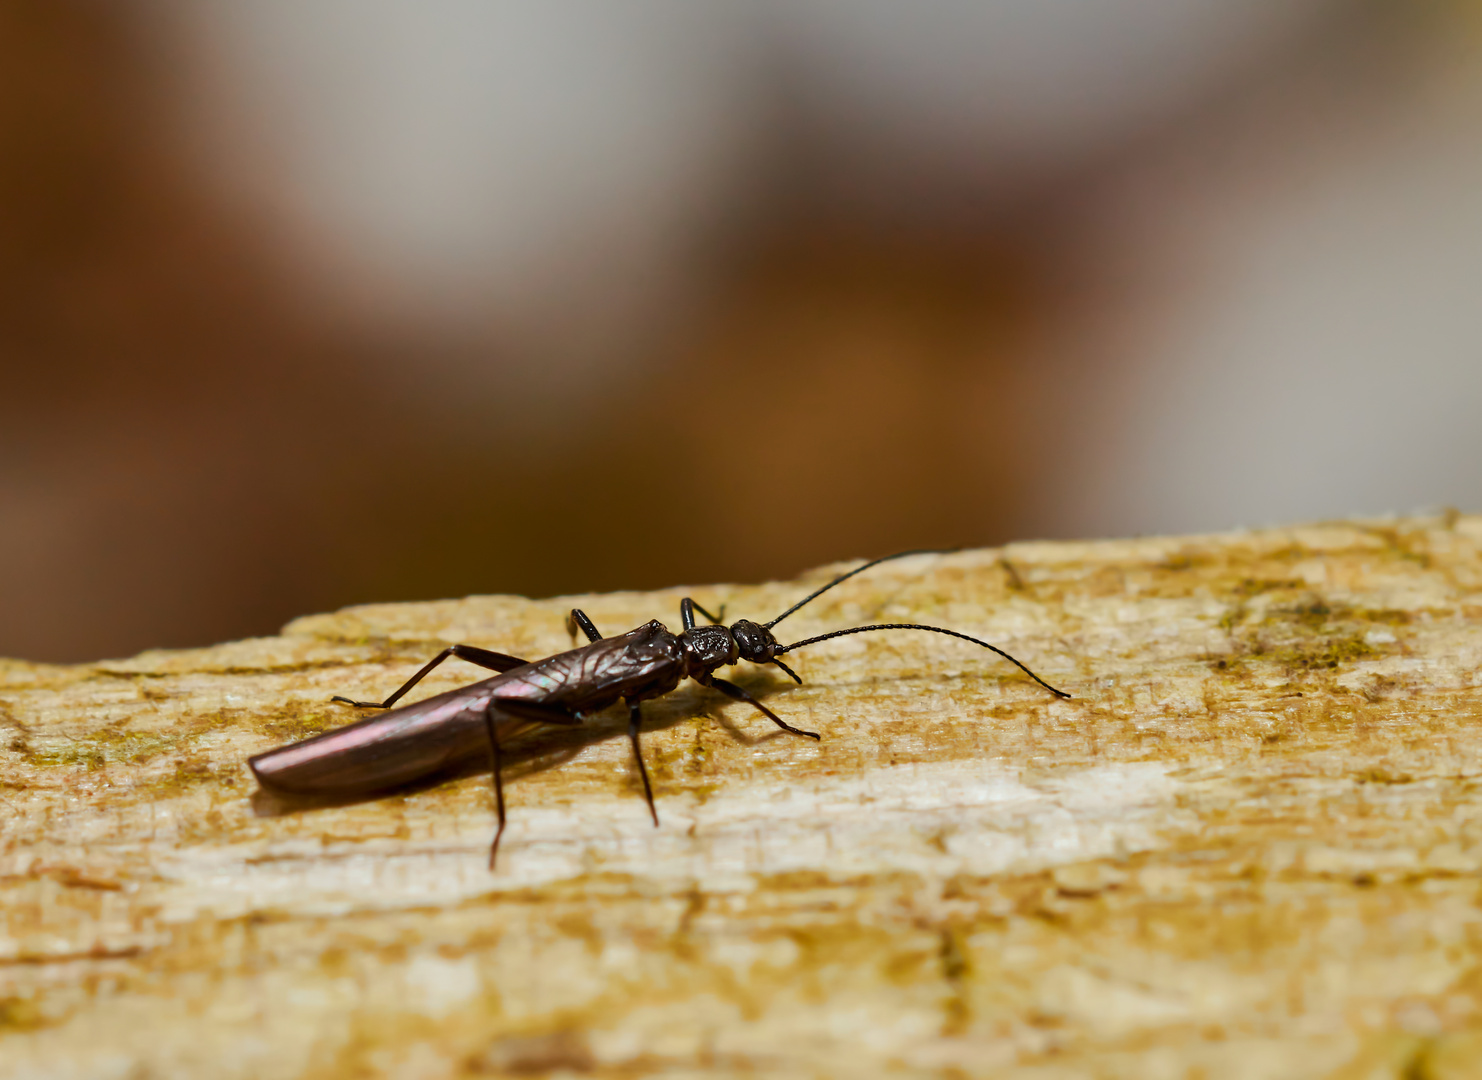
626, 701, 659, 826
679, 597, 726, 630
332, 644, 531, 709
481, 699, 584, 869
493, 698, 585, 727
710, 677, 820, 741
482, 702, 507, 870
568, 609, 602, 644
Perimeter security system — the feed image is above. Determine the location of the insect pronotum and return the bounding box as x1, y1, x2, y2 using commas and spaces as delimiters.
249, 551, 1070, 866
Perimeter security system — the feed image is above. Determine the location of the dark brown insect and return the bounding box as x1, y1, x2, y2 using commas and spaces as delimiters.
249, 552, 1069, 866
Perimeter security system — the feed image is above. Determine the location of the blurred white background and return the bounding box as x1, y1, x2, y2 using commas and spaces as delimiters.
3, 0, 1478, 659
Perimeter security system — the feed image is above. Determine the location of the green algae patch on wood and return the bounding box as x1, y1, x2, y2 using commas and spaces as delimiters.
1, 515, 1482, 1078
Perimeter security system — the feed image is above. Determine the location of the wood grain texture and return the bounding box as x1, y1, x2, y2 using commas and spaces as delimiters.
4, 516, 1482, 1078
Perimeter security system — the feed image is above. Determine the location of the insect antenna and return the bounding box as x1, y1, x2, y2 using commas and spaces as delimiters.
764, 549, 956, 630
776, 623, 1071, 699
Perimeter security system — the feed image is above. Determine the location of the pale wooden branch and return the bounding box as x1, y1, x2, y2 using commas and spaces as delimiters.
4, 515, 1482, 1077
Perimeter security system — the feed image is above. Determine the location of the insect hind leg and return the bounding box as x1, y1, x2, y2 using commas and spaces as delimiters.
332, 644, 530, 709
483, 702, 507, 869
627, 701, 659, 826
481, 698, 584, 871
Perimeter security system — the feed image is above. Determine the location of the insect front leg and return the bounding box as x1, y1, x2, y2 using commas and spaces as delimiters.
626, 701, 659, 826
567, 609, 602, 644
711, 677, 820, 741
332, 644, 531, 709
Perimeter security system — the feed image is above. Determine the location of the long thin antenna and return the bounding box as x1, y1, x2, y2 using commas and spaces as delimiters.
765, 549, 956, 630
777, 623, 1070, 699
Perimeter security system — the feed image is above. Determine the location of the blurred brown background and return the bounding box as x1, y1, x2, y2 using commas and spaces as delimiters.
3, 0, 1481, 662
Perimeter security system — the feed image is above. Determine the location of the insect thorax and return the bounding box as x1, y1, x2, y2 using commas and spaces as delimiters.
679, 624, 739, 676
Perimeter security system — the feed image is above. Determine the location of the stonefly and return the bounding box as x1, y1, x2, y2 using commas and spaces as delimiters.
248, 551, 1070, 866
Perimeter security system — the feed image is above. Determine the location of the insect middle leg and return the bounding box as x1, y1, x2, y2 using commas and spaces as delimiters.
679, 597, 725, 630
568, 609, 602, 643
332, 644, 531, 709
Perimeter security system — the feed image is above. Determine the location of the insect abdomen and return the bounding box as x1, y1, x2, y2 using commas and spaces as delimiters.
249, 681, 529, 796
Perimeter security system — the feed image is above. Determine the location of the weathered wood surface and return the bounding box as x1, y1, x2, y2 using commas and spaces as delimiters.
3, 516, 1482, 1078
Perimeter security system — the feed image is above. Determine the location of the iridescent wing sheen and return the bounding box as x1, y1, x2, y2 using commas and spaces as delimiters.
499, 621, 687, 714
